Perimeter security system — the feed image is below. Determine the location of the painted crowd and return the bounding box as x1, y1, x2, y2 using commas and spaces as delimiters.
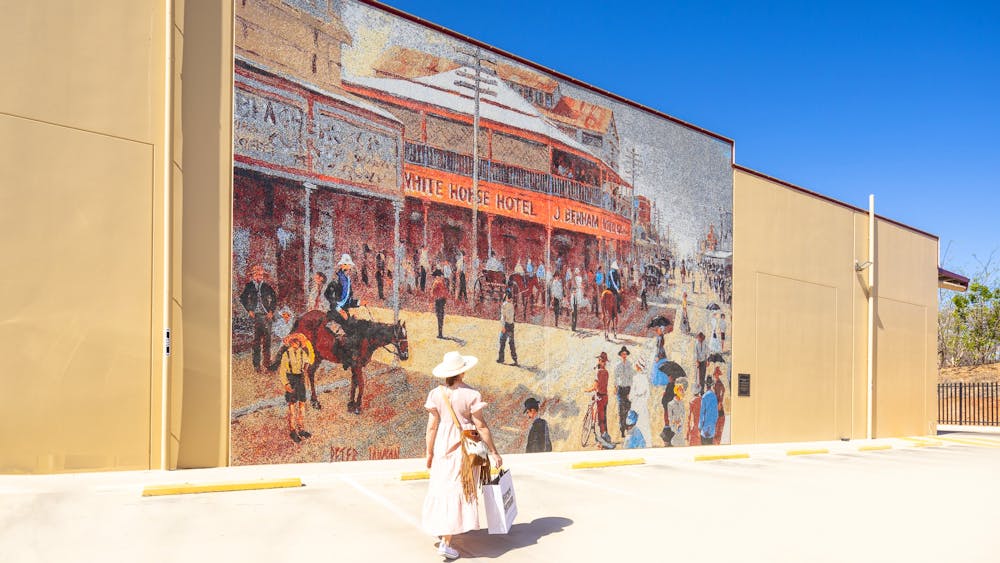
229, 0, 734, 464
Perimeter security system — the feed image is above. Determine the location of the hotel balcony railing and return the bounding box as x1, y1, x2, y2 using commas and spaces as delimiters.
404, 142, 632, 219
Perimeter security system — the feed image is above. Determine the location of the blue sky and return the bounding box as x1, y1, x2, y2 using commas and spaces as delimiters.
380, 0, 999, 277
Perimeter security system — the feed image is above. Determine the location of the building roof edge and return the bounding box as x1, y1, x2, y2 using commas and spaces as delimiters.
733, 164, 939, 241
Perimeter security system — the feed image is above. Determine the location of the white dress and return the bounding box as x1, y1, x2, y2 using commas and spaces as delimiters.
421, 385, 487, 536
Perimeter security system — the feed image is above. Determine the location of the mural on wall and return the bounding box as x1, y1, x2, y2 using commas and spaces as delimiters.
231, 0, 734, 464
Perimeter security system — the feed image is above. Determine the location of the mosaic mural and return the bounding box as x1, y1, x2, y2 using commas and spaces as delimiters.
231, 0, 734, 464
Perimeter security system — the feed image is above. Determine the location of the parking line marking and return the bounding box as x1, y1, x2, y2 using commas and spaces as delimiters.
936, 436, 1000, 448
571, 458, 645, 470
901, 437, 943, 447
858, 444, 893, 451
400, 471, 430, 481
786, 448, 829, 456
694, 453, 750, 462
340, 475, 422, 531
141, 478, 302, 497
521, 466, 640, 499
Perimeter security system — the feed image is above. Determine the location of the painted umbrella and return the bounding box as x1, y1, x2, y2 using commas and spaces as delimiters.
647, 315, 673, 328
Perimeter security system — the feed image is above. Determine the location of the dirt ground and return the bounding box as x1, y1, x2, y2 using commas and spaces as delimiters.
939, 363, 1000, 382
231, 269, 732, 466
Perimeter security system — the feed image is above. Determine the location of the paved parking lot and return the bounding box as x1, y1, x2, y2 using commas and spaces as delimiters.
2, 432, 1000, 562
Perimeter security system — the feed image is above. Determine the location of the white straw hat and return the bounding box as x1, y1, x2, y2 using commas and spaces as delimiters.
338, 253, 355, 267
432, 351, 479, 378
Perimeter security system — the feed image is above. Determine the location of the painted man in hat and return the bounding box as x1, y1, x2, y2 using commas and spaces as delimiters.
584, 351, 614, 446
325, 253, 364, 368
239, 264, 278, 372
430, 267, 449, 339
614, 345, 635, 438
497, 289, 519, 366
523, 397, 552, 453
325, 253, 361, 324
607, 260, 623, 312
277, 332, 315, 443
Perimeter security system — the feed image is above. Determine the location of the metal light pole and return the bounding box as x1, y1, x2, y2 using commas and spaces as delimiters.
455, 47, 497, 303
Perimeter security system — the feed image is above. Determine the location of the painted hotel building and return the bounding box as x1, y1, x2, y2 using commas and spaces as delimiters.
345, 47, 633, 277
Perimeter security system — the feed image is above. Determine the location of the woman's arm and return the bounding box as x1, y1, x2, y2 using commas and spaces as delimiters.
425, 410, 440, 469
471, 410, 503, 469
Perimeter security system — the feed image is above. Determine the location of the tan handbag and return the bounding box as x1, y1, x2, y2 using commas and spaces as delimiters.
443, 388, 492, 501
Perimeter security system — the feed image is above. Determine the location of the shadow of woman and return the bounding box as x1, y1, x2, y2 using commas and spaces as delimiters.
452, 517, 574, 558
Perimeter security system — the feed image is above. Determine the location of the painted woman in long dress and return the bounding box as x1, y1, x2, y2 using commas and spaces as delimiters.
422, 351, 503, 560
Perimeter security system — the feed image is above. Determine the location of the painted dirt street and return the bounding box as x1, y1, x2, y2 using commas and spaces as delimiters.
231, 0, 733, 464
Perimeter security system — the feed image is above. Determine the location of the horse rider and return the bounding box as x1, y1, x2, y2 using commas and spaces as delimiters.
325, 253, 363, 368
607, 260, 623, 311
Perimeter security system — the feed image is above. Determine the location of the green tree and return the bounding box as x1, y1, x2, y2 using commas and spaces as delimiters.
950, 282, 1000, 366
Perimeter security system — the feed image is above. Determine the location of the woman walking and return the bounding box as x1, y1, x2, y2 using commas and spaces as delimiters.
422, 351, 503, 559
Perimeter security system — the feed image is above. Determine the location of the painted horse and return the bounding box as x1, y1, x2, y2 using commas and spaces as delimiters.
286, 310, 409, 415
507, 273, 538, 320
600, 289, 619, 341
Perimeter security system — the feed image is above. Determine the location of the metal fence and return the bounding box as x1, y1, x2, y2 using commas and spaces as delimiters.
938, 382, 1000, 426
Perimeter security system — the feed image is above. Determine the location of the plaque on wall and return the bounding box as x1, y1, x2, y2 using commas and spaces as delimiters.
738, 373, 751, 397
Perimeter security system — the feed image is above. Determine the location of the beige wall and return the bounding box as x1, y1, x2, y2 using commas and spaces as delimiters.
0, 1, 941, 473
0, 0, 169, 472
874, 221, 939, 437
732, 169, 938, 444
174, 0, 234, 469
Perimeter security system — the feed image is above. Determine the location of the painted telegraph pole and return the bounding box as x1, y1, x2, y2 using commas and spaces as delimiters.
623, 144, 642, 269
455, 46, 497, 303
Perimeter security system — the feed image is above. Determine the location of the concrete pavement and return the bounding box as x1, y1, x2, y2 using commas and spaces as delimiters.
2, 432, 1000, 562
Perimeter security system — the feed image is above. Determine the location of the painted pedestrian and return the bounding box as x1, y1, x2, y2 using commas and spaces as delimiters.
308, 271, 329, 312
239, 264, 277, 372
699, 375, 719, 445
497, 290, 518, 366
694, 332, 709, 394
593, 266, 604, 314
431, 268, 448, 339
712, 370, 726, 445
686, 383, 702, 446
550, 273, 563, 328
584, 351, 613, 445
523, 397, 552, 453
571, 267, 583, 331
614, 345, 634, 438
277, 333, 315, 443
719, 313, 727, 352
375, 250, 386, 301
668, 377, 689, 447
456, 251, 467, 300
624, 409, 646, 449
419, 245, 430, 291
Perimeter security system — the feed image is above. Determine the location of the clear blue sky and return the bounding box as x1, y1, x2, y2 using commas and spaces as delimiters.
382, 0, 999, 278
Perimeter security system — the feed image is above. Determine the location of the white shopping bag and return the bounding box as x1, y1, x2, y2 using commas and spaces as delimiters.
482, 469, 517, 534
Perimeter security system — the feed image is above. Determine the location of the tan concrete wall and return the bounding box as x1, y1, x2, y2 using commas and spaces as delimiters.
0, 0, 169, 472
732, 170, 863, 444
874, 221, 939, 437
174, 0, 234, 469
733, 169, 938, 444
